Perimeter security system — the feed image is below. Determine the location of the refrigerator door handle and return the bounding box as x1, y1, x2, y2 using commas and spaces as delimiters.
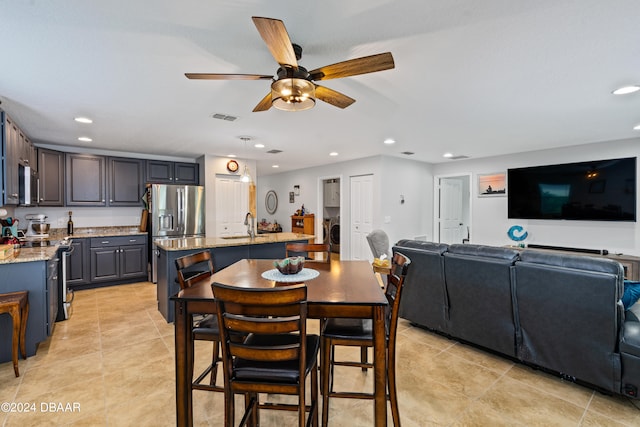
178, 187, 186, 233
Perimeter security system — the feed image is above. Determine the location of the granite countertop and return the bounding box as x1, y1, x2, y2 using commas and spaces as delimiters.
0, 245, 61, 264
50, 226, 146, 239
155, 232, 315, 251
0, 226, 146, 264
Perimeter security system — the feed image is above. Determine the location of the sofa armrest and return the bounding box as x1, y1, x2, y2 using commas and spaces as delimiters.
621, 315, 640, 357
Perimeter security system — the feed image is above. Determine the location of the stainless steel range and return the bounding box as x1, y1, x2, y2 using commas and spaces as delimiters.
57, 239, 74, 321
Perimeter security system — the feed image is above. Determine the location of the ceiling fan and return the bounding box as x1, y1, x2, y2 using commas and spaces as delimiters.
185, 17, 395, 112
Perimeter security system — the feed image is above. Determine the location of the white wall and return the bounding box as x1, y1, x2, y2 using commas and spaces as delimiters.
432, 137, 640, 255
198, 155, 257, 236
257, 155, 433, 258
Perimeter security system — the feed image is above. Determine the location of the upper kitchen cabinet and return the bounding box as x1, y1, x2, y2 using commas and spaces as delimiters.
1, 111, 36, 206
108, 157, 144, 206
37, 148, 65, 206
65, 153, 107, 206
174, 162, 199, 184
146, 160, 199, 185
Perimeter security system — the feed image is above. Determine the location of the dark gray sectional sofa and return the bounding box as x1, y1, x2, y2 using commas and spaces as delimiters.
394, 240, 640, 398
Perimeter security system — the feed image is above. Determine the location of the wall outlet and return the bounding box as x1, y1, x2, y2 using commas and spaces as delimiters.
384, 216, 391, 224
134, 216, 140, 224
57, 217, 65, 227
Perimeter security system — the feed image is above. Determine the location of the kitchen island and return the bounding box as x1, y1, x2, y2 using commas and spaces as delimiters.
0, 243, 63, 364
155, 232, 314, 322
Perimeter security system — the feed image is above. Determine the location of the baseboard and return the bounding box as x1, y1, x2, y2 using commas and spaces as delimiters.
526, 244, 608, 256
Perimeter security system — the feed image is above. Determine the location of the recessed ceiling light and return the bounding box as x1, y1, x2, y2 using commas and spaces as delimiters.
74, 117, 93, 124
634, 124, 640, 130
383, 138, 395, 145
612, 85, 640, 95
228, 154, 237, 158
329, 152, 338, 156
78, 136, 92, 142
254, 143, 265, 148
272, 165, 279, 168
443, 152, 453, 158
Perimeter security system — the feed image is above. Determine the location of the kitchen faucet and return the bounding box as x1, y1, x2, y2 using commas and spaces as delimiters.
244, 212, 255, 239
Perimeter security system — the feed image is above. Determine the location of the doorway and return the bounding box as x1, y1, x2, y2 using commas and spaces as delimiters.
434, 174, 471, 244
318, 175, 342, 258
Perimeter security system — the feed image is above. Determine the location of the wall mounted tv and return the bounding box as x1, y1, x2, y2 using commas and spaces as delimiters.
507, 157, 636, 221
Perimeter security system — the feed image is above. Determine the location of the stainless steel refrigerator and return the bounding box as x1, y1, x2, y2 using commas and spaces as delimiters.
148, 184, 205, 283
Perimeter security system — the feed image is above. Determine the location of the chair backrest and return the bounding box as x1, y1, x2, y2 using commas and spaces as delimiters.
367, 229, 390, 259
385, 252, 411, 343
212, 282, 308, 374
175, 250, 215, 290
286, 243, 330, 264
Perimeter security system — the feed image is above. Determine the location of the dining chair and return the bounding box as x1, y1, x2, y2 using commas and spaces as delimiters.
286, 242, 331, 265
212, 282, 320, 427
175, 250, 222, 391
320, 252, 411, 427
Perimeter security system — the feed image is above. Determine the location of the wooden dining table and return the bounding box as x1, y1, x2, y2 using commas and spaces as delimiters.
171, 258, 389, 426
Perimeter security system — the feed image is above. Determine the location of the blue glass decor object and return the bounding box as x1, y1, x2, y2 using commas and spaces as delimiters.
507, 225, 528, 242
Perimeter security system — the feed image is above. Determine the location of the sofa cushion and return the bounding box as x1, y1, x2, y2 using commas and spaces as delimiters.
520, 250, 623, 276
395, 240, 448, 254
448, 243, 520, 262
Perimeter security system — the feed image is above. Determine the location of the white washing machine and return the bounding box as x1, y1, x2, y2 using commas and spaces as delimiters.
329, 217, 340, 253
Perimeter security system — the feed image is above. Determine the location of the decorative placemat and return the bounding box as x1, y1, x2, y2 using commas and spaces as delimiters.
261, 268, 320, 283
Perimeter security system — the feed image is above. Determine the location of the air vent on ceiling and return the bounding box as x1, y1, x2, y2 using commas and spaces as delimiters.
212, 113, 238, 121
267, 149, 283, 154
448, 155, 469, 160
401, 151, 415, 155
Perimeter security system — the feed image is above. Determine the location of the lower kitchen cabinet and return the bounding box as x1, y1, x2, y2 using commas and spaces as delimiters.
89, 236, 147, 283
67, 238, 90, 287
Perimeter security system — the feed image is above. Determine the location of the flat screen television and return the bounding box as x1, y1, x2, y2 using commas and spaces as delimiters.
507, 157, 636, 221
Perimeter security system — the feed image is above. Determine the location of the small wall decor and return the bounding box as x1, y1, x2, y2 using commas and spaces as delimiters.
265, 190, 278, 214
289, 191, 295, 203
478, 172, 506, 197
294, 185, 300, 196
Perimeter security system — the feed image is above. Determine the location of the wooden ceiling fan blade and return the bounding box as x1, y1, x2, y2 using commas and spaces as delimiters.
315, 85, 356, 109
309, 52, 395, 81
253, 92, 273, 112
252, 17, 298, 69
185, 73, 273, 80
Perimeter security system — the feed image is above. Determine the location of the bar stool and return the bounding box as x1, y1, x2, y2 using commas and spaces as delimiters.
321, 253, 411, 427
0, 291, 29, 377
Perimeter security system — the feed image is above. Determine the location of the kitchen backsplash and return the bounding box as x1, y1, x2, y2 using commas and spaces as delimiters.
14, 206, 144, 230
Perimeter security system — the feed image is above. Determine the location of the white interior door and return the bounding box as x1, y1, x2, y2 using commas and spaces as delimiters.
350, 174, 373, 260
438, 177, 465, 244
215, 176, 248, 237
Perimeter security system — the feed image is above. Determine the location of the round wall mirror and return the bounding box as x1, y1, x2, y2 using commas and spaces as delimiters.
265, 190, 278, 214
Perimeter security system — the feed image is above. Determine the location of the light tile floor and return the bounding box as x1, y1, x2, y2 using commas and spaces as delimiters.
1, 281, 640, 426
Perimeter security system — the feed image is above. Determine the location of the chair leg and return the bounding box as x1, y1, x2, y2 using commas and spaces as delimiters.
388, 348, 401, 427
321, 337, 331, 427
10, 307, 20, 377
20, 298, 29, 359
360, 346, 368, 372
225, 389, 235, 427
210, 341, 220, 385
311, 359, 319, 427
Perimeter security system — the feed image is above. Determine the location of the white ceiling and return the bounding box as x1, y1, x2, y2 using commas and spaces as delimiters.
1, 0, 639, 176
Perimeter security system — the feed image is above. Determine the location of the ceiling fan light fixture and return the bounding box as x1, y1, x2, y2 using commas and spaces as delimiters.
271, 78, 316, 111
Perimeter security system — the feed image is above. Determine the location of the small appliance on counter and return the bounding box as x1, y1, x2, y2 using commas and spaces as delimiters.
24, 213, 50, 238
